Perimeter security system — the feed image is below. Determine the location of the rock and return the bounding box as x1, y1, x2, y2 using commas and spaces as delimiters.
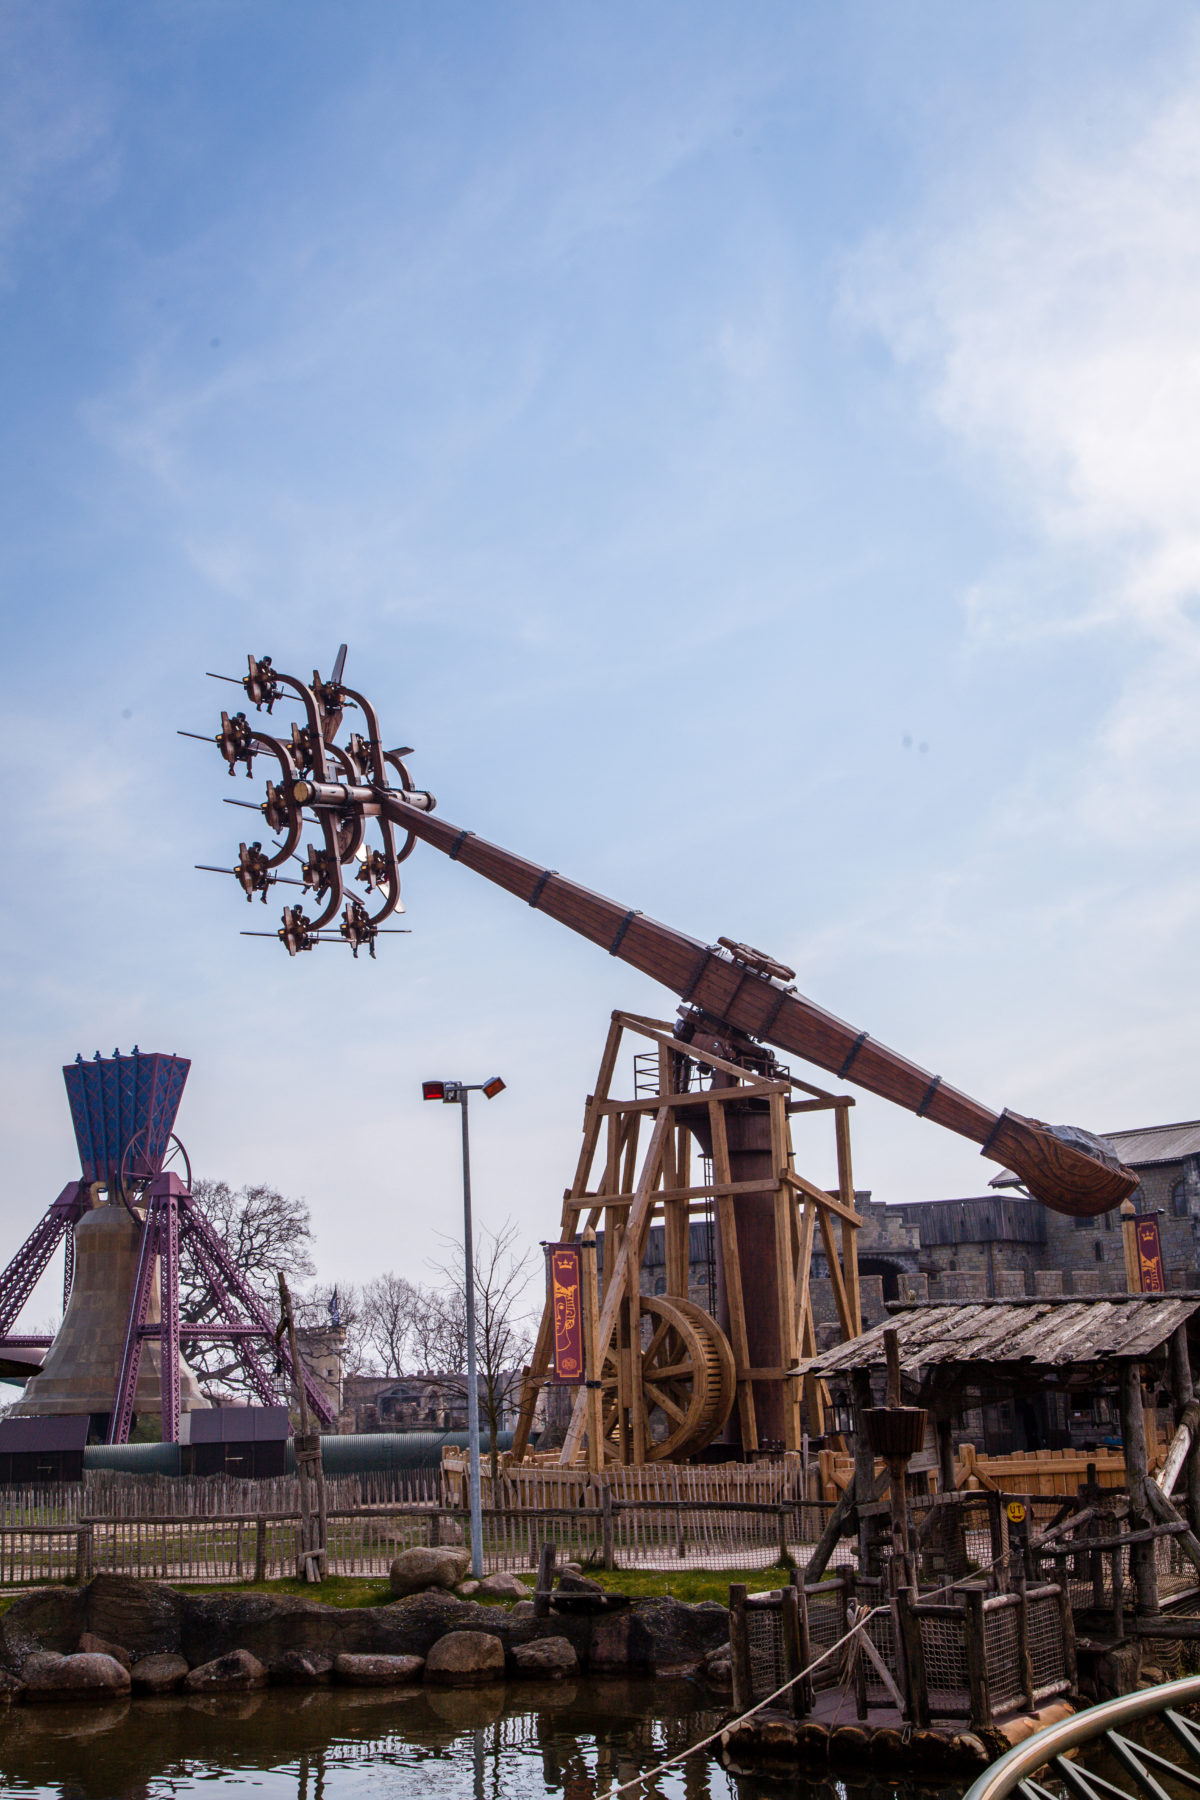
0, 1669, 24, 1705
183, 1649, 268, 1693
130, 1653, 189, 1694
181, 1586, 477, 1667
424, 1631, 506, 1686
78, 1632, 132, 1671
23, 1652, 131, 1702
456, 1581, 481, 1597
510, 1637, 578, 1679
555, 1571, 605, 1596
627, 1598, 728, 1674
84, 1575, 183, 1659
271, 1650, 333, 1686
589, 1612, 655, 1673
702, 1648, 732, 1689
509, 1601, 535, 1621
477, 1572, 529, 1601
1, 1588, 86, 1666
334, 1653, 425, 1687
389, 1548, 471, 1597
562, 1562, 582, 1574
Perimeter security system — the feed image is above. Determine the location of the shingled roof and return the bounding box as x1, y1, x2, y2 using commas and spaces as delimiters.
807, 1297, 1200, 1380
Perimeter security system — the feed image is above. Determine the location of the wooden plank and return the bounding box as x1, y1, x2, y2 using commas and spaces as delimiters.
594, 1081, 786, 1117
817, 1203, 855, 1341
783, 1169, 863, 1229
565, 1176, 791, 1208
835, 1104, 862, 1337
770, 1092, 800, 1451
709, 1097, 758, 1450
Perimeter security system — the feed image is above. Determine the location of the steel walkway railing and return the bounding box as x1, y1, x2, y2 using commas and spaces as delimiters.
963, 1676, 1200, 1800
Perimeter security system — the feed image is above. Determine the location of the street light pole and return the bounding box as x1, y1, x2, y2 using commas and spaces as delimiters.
459, 1087, 484, 1581
422, 1074, 506, 1582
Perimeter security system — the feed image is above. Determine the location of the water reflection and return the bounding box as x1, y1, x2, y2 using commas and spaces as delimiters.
0, 1679, 967, 1800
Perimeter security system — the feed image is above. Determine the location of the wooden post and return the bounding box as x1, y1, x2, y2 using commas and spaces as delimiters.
963, 1588, 991, 1730
580, 1228, 604, 1474
834, 1104, 862, 1336
1169, 1324, 1200, 1540
793, 1570, 815, 1714
1014, 1582, 1035, 1712
985, 1488, 1005, 1587
1122, 1201, 1141, 1294
1119, 1359, 1158, 1618
729, 1584, 753, 1714
709, 1100, 757, 1450
780, 1583, 804, 1718
74, 1523, 93, 1586
1054, 1581, 1079, 1693
895, 1587, 929, 1725
534, 1540, 556, 1618
936, 1415, 957, 1495
254, 1516, 267, 1583
279, 1270, 326, 1583
601, 1482, 615, 1571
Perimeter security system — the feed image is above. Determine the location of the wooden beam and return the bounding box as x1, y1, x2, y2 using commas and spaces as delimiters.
783, 1168, 863, 1230
816, 1203, 856, 1341
835, 1104, 862, 1337
594, 1081, 786, 1117
709, 1097, 758, 1450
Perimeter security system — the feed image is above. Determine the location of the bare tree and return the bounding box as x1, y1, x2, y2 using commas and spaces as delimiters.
427, 1219, 537, 1481
361, 1271, 423, 1376
183, 1179, 315, 1400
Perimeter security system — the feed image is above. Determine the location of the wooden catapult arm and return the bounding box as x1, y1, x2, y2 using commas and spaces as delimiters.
370, 790, 1137, 1219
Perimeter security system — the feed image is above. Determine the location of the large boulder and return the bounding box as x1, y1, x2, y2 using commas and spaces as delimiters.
424, 1631, 506, 1686
334, 1653, 425, 1687
0, 1670, 24, 1705
1, 1588, 86, 1667
130, 1653, 189, 1694
389, 1548, 471, 1596
23, 1652, 130, 1702
510, 1637, 578, 1680
84, 1575, 183, 1660
183, 1650, 268, 1693
632, 1598, 728, 1674
180, 1587, 479, 1667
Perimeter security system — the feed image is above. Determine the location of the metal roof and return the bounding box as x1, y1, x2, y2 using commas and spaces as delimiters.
1104, 1121, 1200, 1167
807, 1297, 1200, 1379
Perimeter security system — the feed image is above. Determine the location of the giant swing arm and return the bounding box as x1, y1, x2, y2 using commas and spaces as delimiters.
190, 651, 1141, 1466
191, 648, 1139, 1223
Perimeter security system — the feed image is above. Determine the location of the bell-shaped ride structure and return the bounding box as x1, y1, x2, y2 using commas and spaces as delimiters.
0, 1049, 335, 1443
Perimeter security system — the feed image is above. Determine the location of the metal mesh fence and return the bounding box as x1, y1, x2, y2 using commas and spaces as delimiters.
918, 1613, 969, 1714
983, 1602, 1024, 1715
1028, 1590, 1069, 1698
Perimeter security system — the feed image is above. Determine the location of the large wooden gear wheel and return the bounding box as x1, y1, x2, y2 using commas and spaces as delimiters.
599, 1295, 736, 1461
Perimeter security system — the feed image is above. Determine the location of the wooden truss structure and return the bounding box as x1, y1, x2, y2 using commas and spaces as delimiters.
512, 1011, 864, 1467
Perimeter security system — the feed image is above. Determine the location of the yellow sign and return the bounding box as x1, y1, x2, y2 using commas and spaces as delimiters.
1006, 1501, 1026, 1524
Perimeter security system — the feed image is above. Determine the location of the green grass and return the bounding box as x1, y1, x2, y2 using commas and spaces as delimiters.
174, 1565, 790, 1608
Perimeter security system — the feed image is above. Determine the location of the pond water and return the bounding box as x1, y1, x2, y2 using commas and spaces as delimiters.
0, 1678, 969, 1800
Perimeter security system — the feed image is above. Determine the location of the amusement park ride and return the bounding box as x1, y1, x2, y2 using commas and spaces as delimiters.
0, 644, 1140, 1464
0, 1051, 334, 1442
170, 645, 1138, 1468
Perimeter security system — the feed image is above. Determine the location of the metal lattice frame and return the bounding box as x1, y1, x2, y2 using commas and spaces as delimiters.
0, 1183, 86, 1334
103, 1173, 336, 1443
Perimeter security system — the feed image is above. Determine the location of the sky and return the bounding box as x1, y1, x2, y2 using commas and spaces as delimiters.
3, 2, 1200, 1326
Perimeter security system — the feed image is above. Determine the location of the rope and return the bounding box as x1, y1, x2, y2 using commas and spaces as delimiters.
605, 1604, 889, 1798
604, 1535, 1018, 1797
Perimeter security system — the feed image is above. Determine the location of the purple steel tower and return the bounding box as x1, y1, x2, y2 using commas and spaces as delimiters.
0, 1050, 335, 1441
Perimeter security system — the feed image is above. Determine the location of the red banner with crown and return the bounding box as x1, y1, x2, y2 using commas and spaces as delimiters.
548, 1245, 584, 1383
1135, 1216, 1166, 1292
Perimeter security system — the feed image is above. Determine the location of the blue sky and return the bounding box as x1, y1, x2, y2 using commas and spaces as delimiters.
3, 3, 1200, 1316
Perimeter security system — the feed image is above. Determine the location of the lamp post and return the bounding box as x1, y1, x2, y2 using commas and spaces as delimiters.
422, 1074, 505, 1579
